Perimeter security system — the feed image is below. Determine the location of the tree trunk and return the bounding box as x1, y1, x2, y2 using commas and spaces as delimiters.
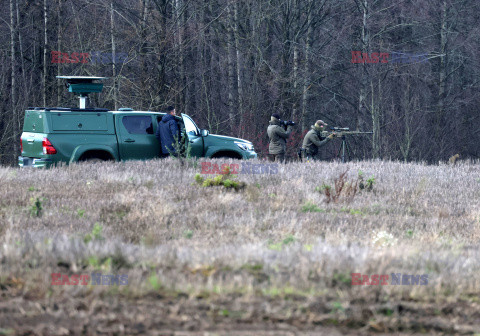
370, 78, 380, 158
43, 0, 48, 107
175, 0, 186, 113
357, 0, 369, 131
400, 78, 412, 162
292, 43, 299, 121
234, 1, 244, 138
301, 2, 312, 131
16, 0, 26, 101
140, 0, 149, 109
226, 0, 236, 133
280, 1, 292, 118
111, 1, 117, 110
436, 0, 448, 157
10, 0, 18, 162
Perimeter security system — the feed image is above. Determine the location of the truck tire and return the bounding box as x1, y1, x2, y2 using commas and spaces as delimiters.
84, 158, 104, 163
211, 151, 242, 159
78, 150, 114, 162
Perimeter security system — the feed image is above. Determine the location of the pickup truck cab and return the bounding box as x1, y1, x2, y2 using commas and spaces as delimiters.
19, 107, 257, 168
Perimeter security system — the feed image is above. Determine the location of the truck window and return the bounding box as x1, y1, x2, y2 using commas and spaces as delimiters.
183, 115, 199, 135
122, 116, 153, 134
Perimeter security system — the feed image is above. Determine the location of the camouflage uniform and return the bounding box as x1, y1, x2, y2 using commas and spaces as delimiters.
267, 118, 293, 163
302, 125, 331, 161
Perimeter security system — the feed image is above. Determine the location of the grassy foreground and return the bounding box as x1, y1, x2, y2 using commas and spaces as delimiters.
0, 158, 480, 335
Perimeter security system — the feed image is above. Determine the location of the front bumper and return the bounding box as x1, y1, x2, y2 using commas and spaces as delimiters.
18, 156, 52, 168
243, 151, 258, 159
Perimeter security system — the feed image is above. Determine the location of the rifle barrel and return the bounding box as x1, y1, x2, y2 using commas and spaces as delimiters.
321, 131, 373, 136
342, 131, 373, 134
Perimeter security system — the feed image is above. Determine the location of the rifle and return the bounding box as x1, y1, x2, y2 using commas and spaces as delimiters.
320, 127, 373, 163
321, 127, 373, 138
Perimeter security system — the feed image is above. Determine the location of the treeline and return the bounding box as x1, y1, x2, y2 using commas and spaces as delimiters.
2, 0, 480, 165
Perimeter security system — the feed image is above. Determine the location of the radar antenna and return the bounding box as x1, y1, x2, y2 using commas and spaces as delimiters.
56, 76, 107, 109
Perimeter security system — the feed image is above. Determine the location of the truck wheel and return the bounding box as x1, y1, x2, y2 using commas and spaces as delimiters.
85, 158, 104, 163
79, 151, 114, 162
211, 151, 242, 159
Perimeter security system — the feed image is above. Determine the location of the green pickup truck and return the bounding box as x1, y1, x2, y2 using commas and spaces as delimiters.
18, 77, 256, 168
18, 108, 257, 168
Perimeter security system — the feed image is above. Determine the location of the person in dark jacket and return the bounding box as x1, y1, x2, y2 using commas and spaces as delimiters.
155, 106, 180, 157
267, 113, 293, 163
302, 120, 335, 161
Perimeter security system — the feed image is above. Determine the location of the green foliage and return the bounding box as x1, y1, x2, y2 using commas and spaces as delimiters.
349, 209, 364, 215
28, 186, 35, 192
86, 256, 112, 271
339, 207, 366, 216
29, 197, 44, 217
267, 241, 283, 251
84, 223, 104, 244
315, 183, 331, 193
115, 210, 127, 219
194, 173, 204, 184
241, 263, 263, 272
405, 229, 414, 238
358, 171, 375, 192
148, 273, 162, 291
222, 179, 234, 188
213, 175, 223, 185
169, 134, 195, 167
282, 235, 295, 245
330, 301, 345, 313
381, 308, 394, 316
240, 263, 269, 282
366, 176, 375, 190
301, 201, 325, 213
322, 184, 332, 192
77, 209, 85, 218
195, 170, 245, 190
303, 244, 313, 251
202, 179, 213, 187
332, 272, 351, 287
268, 234, 296, 250
183, 229, 194, 239
217, 308, 244, 318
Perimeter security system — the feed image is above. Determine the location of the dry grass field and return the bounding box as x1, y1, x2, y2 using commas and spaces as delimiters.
1, 158, 480, 335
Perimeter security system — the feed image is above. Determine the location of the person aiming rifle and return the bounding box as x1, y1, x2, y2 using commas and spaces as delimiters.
300, 120, 336, 161
267, 113, 296, 162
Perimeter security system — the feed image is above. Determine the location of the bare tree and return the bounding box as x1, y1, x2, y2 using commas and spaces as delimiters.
10, 0, 18, 161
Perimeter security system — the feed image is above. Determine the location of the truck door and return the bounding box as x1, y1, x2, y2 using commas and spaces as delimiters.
181, 114, 204, 157
116, 114, 160, 160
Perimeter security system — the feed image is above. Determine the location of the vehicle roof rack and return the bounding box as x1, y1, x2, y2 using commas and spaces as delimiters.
28, 107, 109, 112
57, 76, 107, 109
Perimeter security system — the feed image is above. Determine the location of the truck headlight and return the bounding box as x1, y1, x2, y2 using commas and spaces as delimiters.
235, 141, 254, 151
